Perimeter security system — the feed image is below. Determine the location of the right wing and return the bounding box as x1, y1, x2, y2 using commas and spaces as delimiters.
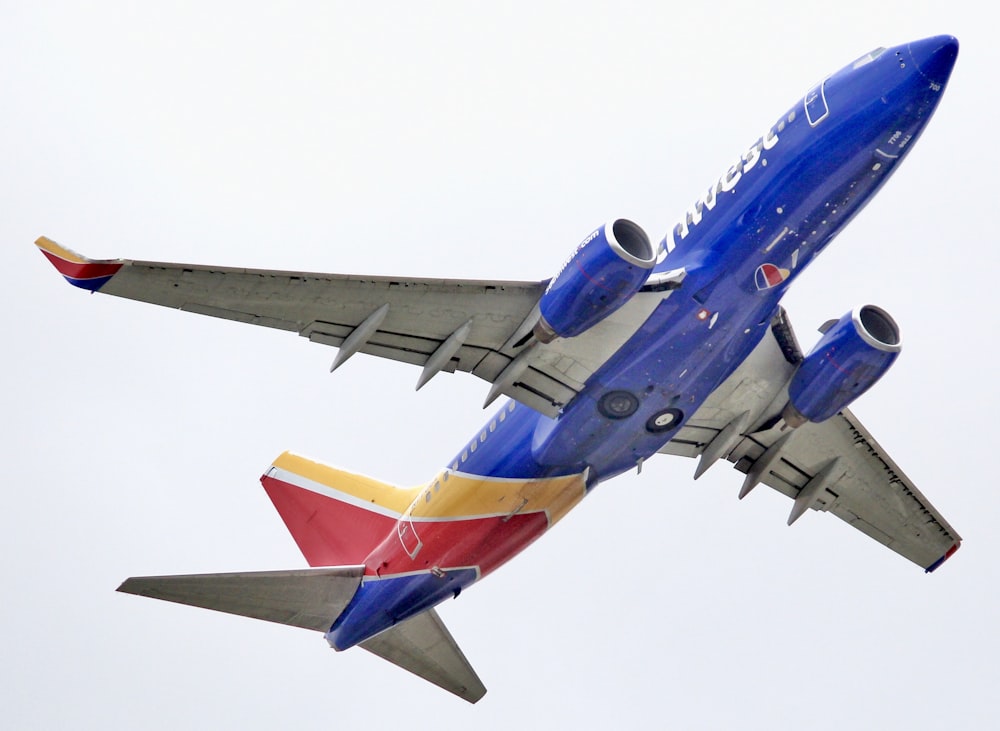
659, 308, 962, 572
36, 236, 670, 416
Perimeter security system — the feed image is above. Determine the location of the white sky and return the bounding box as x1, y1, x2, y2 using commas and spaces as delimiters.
3, 3, 996, 728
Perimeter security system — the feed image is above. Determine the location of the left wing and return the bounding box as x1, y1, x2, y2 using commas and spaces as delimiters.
37, 237, 554, 406
36, 236, 670, 416
659, 309, 962, 571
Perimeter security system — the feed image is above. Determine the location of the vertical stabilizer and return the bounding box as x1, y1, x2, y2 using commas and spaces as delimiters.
261, 452, 420, 567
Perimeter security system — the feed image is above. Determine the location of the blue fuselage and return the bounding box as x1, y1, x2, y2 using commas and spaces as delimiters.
457, 36, 956, 485
330, 37, 958, 650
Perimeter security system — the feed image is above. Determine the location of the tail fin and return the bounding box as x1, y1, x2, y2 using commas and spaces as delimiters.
261, 452, 420, 567
118, 568, 487, 702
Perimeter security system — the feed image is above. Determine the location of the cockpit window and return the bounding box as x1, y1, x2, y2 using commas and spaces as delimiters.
852, 47, 887, 69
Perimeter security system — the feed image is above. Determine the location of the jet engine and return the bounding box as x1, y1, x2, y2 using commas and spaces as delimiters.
783, 305, 901, 426
534, 219, 656, 342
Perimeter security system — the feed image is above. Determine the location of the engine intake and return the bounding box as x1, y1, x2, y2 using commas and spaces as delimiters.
783, 305, 901, 426
535, 219, 655, 342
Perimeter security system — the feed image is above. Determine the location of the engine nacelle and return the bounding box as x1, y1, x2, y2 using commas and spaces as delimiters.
783, 305, 901, 426
534, 219, 656, 342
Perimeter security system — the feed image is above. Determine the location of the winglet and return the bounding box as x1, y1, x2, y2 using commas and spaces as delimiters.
925, 541, 961, 573
35, 236, 123, 292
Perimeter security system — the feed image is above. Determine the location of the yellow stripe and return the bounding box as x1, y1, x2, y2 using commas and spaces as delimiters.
34, 236, 90, 264
272, 452, 588, 526
410, 471, 587, 525
272, 452, 420, 513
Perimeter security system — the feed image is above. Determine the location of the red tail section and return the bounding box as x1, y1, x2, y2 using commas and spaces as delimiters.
261, 452, 420, 567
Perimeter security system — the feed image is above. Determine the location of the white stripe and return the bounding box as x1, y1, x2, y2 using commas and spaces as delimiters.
446, 468, 585, 485
266, 466, 403, 519
363, 566, 482, 582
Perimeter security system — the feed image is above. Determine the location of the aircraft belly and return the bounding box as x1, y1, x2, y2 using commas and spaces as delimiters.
327, 568, 480, 650
531, 294, 774, 479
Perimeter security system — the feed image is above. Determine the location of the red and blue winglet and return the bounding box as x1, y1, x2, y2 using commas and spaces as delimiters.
925, 542, 961, 573
35, 237, 123, 292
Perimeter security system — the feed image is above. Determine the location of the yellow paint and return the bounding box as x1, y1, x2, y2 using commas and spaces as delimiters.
34, 237, 90, 264
272, 452, 420, 514
272, 452, 588, 527
410, 471, 587, 526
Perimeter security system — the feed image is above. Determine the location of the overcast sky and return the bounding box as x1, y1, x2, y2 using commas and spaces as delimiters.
3, 3, 996, 729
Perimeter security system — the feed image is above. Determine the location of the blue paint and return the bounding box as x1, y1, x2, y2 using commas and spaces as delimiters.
326, 37, 963, 649
65, 274, 114, 291
458, 36, 957, 486
539, 220, 655, 339
788, 307, 900, 423
327, 568, 479, 650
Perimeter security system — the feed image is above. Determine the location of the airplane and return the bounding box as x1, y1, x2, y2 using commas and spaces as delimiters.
36, 36, 961, 703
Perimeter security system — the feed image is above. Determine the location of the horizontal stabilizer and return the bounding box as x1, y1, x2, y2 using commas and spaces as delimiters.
361, 608, 487, 703
117, 566, 365, 632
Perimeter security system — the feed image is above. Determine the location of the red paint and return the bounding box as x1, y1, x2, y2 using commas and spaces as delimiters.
40, 249, 123, 281
263, 474, 551, 580
764, 264, 784, 287
262, 476, 397, 567
366, 512, 550, 580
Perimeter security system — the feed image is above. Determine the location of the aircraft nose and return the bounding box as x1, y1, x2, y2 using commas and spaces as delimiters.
906, 35, 959, 85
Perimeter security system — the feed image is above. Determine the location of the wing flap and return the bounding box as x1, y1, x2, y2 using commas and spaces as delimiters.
361, 608, 487, 703
730, 411, 961, 568
117, 566, 365, 632
183, 302, 301, 331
